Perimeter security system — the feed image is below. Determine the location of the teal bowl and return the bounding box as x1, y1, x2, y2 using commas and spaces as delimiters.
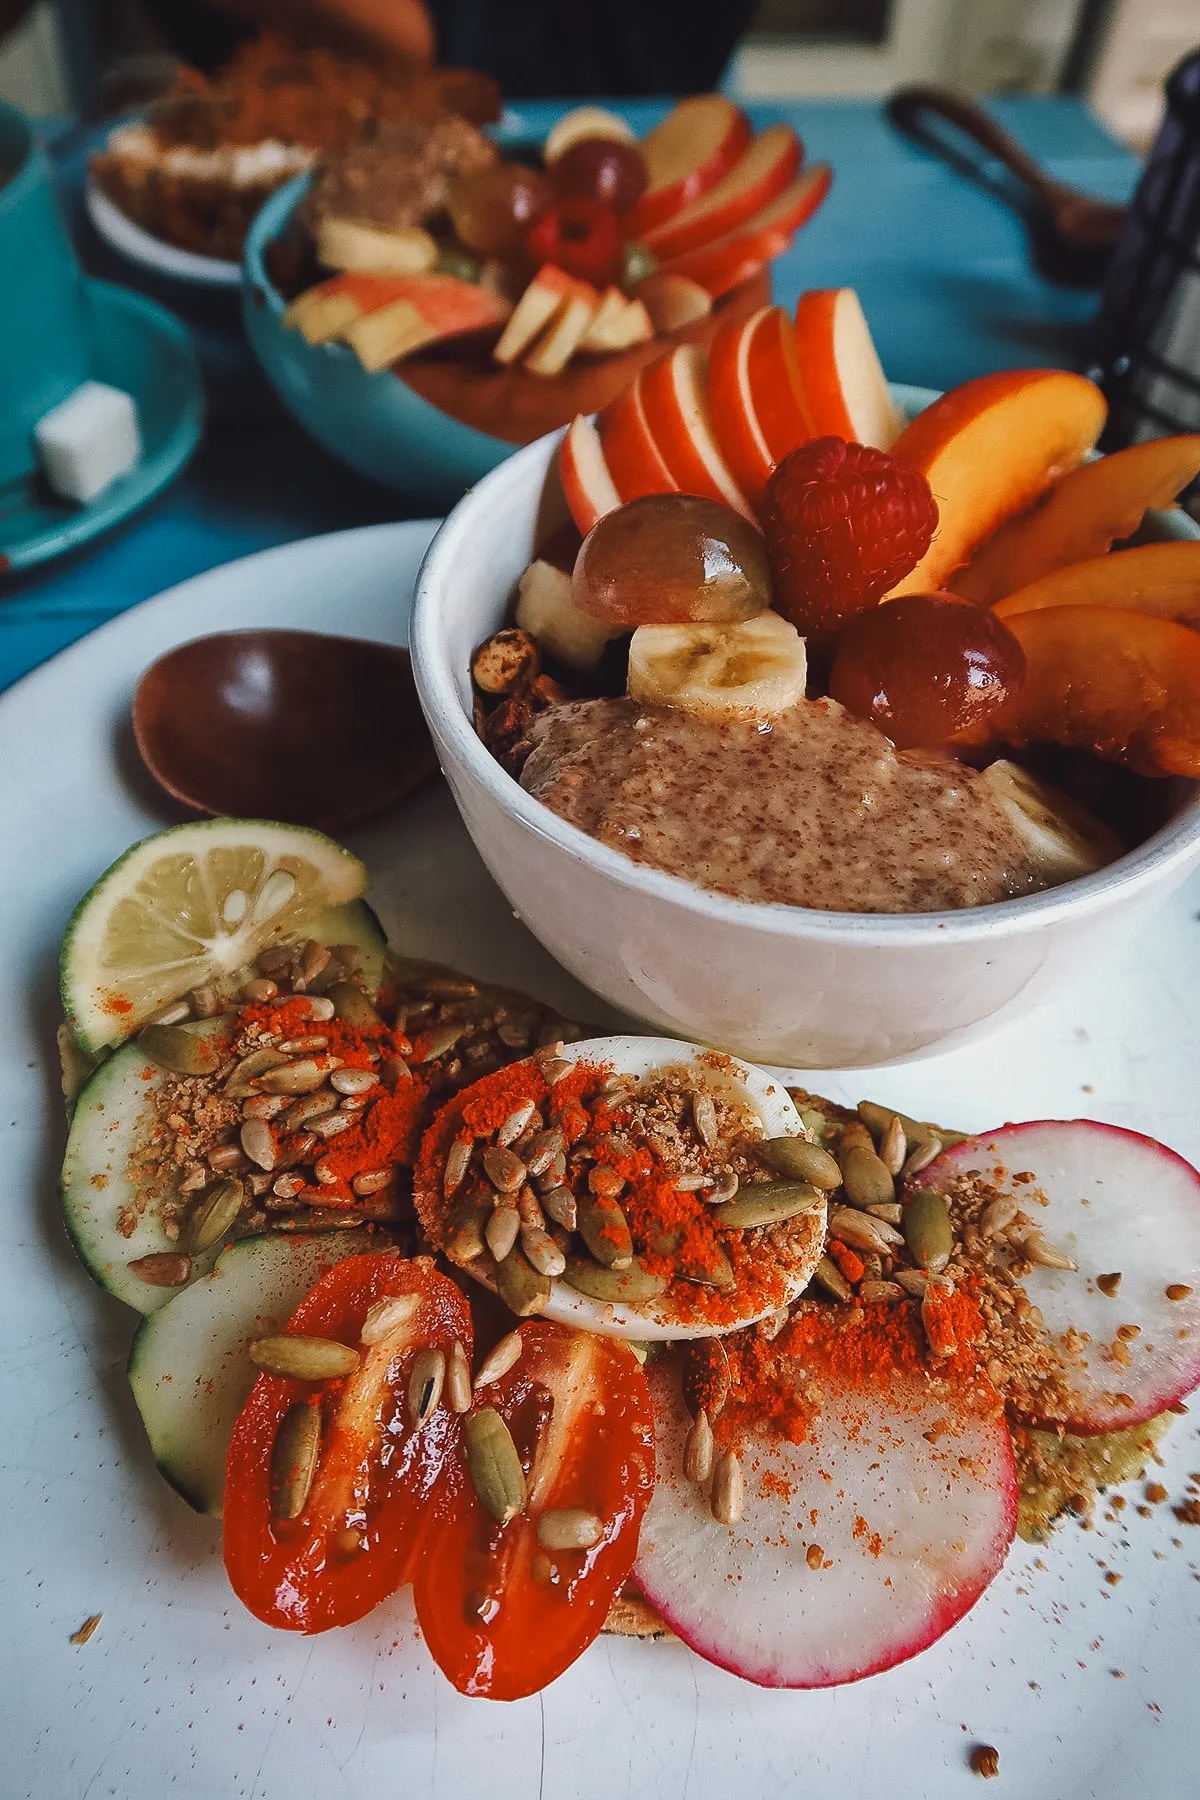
242, 175, 513, 501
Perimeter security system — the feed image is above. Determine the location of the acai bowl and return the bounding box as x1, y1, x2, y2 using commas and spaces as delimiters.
412, 328, 1200, 1067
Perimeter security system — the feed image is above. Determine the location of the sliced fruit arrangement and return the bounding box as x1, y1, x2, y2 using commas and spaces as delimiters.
279, 96, 831, 378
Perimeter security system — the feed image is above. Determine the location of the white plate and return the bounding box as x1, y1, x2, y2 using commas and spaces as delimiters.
86, 173, 243, 287
2, 523, 1198, 1800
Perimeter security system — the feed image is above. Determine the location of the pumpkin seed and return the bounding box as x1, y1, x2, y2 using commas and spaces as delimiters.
497, 1101, 537, 1147
812, 1255, 852, 1301
128, 1251, 192, 1287
474, 1331, 523, 1389
522, 1224, 566, 1278
483, 1145, 527, 1193
261, 1059, 334, 1095
494, 1246, 552, 1317
879, 1114, 907, 1176
903, 1188, 954, 1273
445, 1194, 489, 1263
839, 1120, 874, 1154
577, 1194, 634, 1269
184, 1178, 244, 1252
329, 982, 380, 1027
138, 1021, 226, 1076
446, 1340, 472, 1412
225, 1046, 290, 1094
710, 1449, 744, 1525
406, 1347, 446, 1427
683, 1407, 715, 1484
563, 1256, 667, 1305
709, 1179, 825, 1231
416, 1022, 465, 1063
485, 1204, 521, 1262
465, 1408, 525, 1525
893, 1267, 930, 1297
685, 1246, 735, 1291
249, 1334, 360, 1380
536, 1507, 602, 1551
682, 1338, 731, 1420
760, 1136, 842, 1191
269, 1401, 321, 1519
361, 1293, 420, 1343
540, 1186, 577, 1232
840, 1144, 895, 1210
240, 1117, 277, 1171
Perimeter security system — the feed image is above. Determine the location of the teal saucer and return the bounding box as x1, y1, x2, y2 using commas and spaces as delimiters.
0, 279, 202, 575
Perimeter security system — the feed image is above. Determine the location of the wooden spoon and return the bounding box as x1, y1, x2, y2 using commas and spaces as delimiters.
133, 629, 438, 834
886, 86, 1126, 288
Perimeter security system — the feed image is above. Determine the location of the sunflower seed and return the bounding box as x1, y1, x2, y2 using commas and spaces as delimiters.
224, 1046, 290, 1094
710, 1449, 744, 1525
902, 1135, 943, 1178
840, 1145, 895, 1210
498, 1017, 533, 1049
380, 1056, 412, 1090
276, 1035, 330, 1054
903, 1188, 954, 1273
486, 1205, 521, 1262
525, 1128, 565, 1178
261, 1059, 334, 1095
577, 1194, 634, 1269
537, 1507, 602, 1551
178, 1161, 208, 1192
465, 1408, 525, 1525
270, 1402, 321, 1519
207, 1142, 249, 1173
494, 1247, 552, 1316
296, 942, 331, 986
840, 1120, 874, 1154
497, 1101, 537, 1148
675, 1171, 713, 1192
128, 1251, 192, 1287
351, 1168, 392, 1197
829, 1207, 903, 1254
692, 1092, 719, 1148
146, 999, 193, 1026
184, 1178, 244, 1252
683, 1407, 715, 1484
538, 1186, 576, 1232
516, 1185, 545, 1228
879, 1114, 907, 1177
893, 1267, 930, 1298
243, 1093, 289, 1121
483, 1145, 527, 1193
327, 982, 379, 1027
812, 1255, 852, 1301
522, 1224, 567, 1278
588, 1164, 626, 1199
330, 1067, 377, 1097
242, 978, 279, 1003
1022, 1230, 1078, 1272
311, 1158, 339, 1186
279, 1092, 337, 1130
416, 1022, 465, 1063
446, 1194, 489, 1263
310, 1110, 355, 1139
859, 1279, 904, 1304
474, 1330, 523, 1389
443, 1136, 473, 1197
188, 982, 221, 1017
563, 1256, 666, 1304
982, 1195, 1021, 1238
406, 1348, 446, 1427
538, 1057, 573, 1085
921, 1284, 958, 1358
249, 1334, 360, 1380
239, 1118, 277, 1172
866, 1202, 904, 1226
446, 1340, 472, 1412
273, 1173, 306, 1200
682, 1339, 731, 1419
361, 1293, 420, 1343
710, 1180, 825, 1231
536, 1152, 568, 1192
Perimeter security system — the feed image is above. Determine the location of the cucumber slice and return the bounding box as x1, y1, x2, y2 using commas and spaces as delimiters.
306, 897, 387, 995
128, 1231, 371, 1515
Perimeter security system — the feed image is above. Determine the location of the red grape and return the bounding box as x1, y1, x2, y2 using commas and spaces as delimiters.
573, 495, 771, 628
447, 163, 552, 259
551, 137, 647, 214
828, 593, 1026, 749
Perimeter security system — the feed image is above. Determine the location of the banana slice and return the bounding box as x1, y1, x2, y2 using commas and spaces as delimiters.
515, 559, 617, 670
627, 611, 807, 722
981, 759, 1119, 883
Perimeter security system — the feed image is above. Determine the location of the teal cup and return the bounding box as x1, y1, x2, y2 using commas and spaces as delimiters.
0, 101, 92, 488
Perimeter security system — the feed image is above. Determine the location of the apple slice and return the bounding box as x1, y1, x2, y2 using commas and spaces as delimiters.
524, 279, 600, 377
993, 541, 1200, 628
345, 299, 440, 371
515, 558, 616, 670
340, 276, 512, 372
976, 603, 1200, 777
283, 287, 364, 345
793, 287, 903, 450
918, 1121, 1200, 1435
957, 434, 1200, 604
578, 289, 654, 354
599, 378, 681, 503
316, 216, 438, 275
628, 96, 753, 237
558, 414, 621, 535
744, 304, 812, 467
544, 105, 635, 165
706, 307, 777, 508
887, 370, 1108, 596
636, 273, 713, 333
659, 164, 832, 296
642, 124, 803, 260
634, 1335, 1016, 1687
638, 344, 756, 521
494, 265, 576, 366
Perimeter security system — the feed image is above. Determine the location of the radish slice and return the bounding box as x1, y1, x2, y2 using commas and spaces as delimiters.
921, 1121, 1200, 1434
634, 1353, 1016, 1688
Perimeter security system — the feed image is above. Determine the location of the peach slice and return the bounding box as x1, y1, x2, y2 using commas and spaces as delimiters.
599, 377, 680, 504
792, 287, 902, 450
993, 541, 1200, 629
494, 265, 576, 366
707, 306, 779, 508
642, 125, 803, 261
980, 605, 1200, 778
559, 414, 622, 535
636, 273, 713, 333
886, 370, 1108, 597
956, 435, 1200, 604
638, 344, 756, 521
628, 96, 752, 237
660, 163, 832, 296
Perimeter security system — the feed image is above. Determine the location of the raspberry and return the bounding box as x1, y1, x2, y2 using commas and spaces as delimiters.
762, 437, 938, 637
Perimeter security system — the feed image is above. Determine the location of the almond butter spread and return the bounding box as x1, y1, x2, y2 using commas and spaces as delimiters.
518, 697, 1048, 914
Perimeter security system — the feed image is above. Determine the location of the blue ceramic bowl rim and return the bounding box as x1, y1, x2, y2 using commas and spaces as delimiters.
0, 99, 41, 224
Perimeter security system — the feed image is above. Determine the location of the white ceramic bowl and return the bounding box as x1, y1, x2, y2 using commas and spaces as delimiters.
411, 391, 1200, 1068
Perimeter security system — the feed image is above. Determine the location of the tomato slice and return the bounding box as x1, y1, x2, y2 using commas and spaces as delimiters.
224, 1253, 472, 1633
413, 1321, 656, 1699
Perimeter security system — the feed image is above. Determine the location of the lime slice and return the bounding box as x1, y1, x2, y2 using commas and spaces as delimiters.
61, 820, 368, 1053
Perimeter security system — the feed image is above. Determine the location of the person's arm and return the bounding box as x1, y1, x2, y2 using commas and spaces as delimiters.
209, 0, 433, 68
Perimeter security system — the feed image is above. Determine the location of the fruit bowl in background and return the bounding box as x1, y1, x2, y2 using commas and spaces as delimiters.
410, 394, 1200, 1069
242, 174, 774, 502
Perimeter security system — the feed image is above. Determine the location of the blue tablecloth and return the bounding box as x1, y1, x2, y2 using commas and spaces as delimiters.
0, 95, 1139, 692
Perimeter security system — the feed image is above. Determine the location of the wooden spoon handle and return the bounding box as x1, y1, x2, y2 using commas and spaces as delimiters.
886, 84, 1062, 206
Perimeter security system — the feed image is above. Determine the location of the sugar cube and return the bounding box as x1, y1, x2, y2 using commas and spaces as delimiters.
34, 381, 142, 505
